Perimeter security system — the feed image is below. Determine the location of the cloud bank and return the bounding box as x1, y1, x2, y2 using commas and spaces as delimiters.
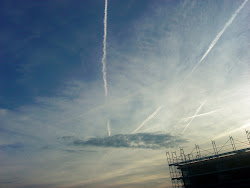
71, 133, 186, 149
0, 143, 24, 151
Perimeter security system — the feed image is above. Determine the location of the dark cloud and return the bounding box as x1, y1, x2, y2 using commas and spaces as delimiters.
0, 177, 19, 184
69, 133, 186, 149
0, 143, 24, 151
40, 144, 97, 153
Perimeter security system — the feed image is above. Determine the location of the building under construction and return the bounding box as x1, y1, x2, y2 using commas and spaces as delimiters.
166, 130, 250, 188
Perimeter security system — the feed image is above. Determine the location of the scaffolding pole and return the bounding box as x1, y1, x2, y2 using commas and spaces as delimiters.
195, 144, 201, 159
246, 129, 250, 144
229, 135, 236, 151
212, 140, 218, 155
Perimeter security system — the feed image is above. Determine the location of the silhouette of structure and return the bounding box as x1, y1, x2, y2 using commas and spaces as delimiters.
166, 130, 250, 188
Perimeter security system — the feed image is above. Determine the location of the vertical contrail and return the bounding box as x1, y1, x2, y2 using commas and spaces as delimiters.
107, 120, 111, 136
102, 0, 108, 96
182, 99, 207, 134
101, 0, 111, 136
132, 106, 163, 134
185, 0, 248, 80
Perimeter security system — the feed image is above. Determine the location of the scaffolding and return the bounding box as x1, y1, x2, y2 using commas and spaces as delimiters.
166, 130, 250, 188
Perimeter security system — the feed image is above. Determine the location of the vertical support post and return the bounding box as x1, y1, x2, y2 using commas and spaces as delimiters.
166, 152, 172, 177
212, 140, 218, 155
188, 154, 191, 161
166, 151, 175, 188
190, 153, 194, 160
174, 152, 178, 163
166, 151, 184, 188
195, 144, 201, 159
172, 152, 177, 164
246, 129, 250, 144
171, 152, 176, 179
229, 136, 236, 151
166, 151, 171, 164
180, 148, 186, 162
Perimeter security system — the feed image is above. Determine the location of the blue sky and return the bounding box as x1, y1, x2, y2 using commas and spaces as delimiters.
0, 0, 151, 108
0, 0, 250, 187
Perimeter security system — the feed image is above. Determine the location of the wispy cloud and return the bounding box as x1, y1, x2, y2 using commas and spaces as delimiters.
71, 133, 186, 149
213, 120, 250, 140
0, 143, 24, 151
185, 0, 249, 80
0, 1, 249, 187
130, 0, 249, 136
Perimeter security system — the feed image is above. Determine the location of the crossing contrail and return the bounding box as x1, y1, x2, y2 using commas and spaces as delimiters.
107, 120, 111, 136
181, 109, 220, 120
132, 106, 163, 134
185, 0, 248, 80
102, 0, 108, 96
182, 99, 207, 134
138, 0, 248, 132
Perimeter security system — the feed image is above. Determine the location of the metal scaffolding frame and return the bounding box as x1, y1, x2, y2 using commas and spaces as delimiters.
166, 130, 250, 188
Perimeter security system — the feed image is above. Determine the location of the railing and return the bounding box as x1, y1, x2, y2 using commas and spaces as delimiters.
166, 130, 250, 188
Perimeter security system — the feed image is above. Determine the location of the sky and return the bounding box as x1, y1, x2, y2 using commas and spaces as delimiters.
0, 0, 249, 187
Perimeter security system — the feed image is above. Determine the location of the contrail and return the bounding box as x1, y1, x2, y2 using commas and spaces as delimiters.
181, 109, 220, 120
213, 121, 250, 140
185, 0, 248, 80
182, 99, 207, 134
102, 0, 108, 96
138, 0, 248, 132
107, 120, 111, 136
132, 106, 163, 134
102, 0, 110, 136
